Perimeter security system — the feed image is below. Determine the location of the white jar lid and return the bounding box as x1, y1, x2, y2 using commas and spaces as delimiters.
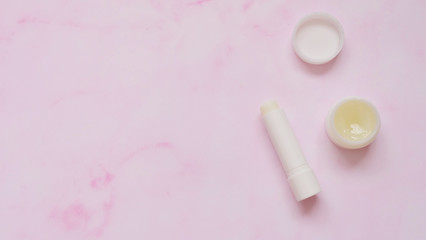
292, 13, 344, 64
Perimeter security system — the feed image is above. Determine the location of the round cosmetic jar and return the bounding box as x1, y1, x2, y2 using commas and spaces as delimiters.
326, 97, 380, 149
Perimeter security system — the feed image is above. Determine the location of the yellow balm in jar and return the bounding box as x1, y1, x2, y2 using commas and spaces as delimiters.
326, 97, 380, 149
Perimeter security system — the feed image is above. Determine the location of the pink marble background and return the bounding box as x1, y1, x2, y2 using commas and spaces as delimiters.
1, 0, 426, 239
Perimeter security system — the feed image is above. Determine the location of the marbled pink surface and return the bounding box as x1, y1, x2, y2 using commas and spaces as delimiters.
1, 0, 426, 239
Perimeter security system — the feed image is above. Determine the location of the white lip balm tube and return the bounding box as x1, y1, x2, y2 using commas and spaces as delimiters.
261, 100, 321, 201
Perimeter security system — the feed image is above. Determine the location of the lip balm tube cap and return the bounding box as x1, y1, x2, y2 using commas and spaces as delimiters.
288, 168, 321, 201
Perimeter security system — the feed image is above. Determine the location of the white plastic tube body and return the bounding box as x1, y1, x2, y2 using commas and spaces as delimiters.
261, 101, 321, 201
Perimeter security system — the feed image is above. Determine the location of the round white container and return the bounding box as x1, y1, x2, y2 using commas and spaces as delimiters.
292, 13, 344, 64
326, 97, 381, 149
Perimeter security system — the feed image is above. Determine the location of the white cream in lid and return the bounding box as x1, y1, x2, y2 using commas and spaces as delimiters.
292, 13, 344, 64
